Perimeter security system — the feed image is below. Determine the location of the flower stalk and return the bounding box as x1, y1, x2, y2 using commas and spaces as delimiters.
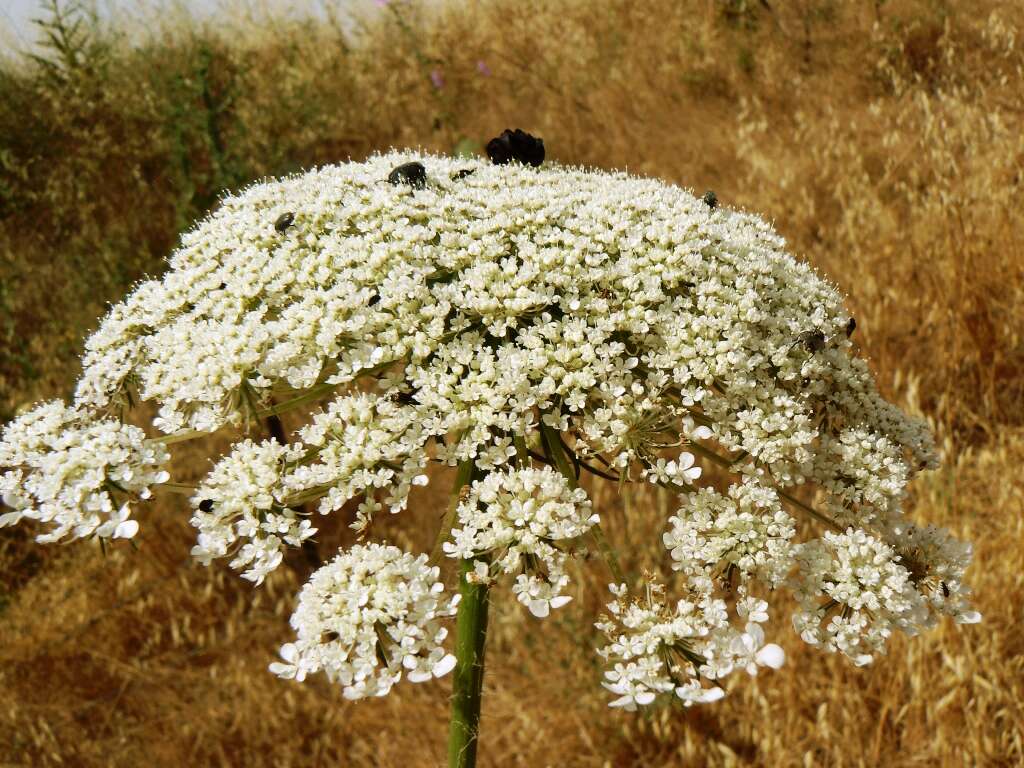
447, 555, 491, 768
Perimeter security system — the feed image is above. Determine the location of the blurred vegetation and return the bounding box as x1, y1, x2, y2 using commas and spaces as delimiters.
0, 0, 1022, 765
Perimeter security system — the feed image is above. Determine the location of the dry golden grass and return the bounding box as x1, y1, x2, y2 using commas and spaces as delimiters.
1, 0, 1022, 765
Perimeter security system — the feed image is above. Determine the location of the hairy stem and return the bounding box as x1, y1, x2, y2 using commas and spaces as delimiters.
447, 547, 491, 768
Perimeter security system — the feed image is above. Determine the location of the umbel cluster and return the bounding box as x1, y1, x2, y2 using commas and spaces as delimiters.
0, 128, 978, 708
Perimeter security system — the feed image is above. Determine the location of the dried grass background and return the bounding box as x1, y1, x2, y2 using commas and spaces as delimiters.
1, 1, 1022, 765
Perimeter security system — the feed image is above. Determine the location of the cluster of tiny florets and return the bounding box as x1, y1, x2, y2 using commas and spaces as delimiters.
596, 581, 784, 710
444, 466, 597, 617
665, 478, 797, 588
791, 529, 925, 665
0, 151, 978, 707
0, 400, 169, 542
270, 543, 458, 699
190, 438, 314, 584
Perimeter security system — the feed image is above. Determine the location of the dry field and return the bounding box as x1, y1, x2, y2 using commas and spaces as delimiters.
1, 1, 1022, 765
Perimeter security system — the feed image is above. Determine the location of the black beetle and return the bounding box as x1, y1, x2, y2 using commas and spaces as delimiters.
485, 129, 544, 167
388, 161, 427, 189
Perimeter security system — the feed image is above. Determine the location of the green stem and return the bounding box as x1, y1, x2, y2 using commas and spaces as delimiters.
447, 557, 491, 768
154, 482, 196, 495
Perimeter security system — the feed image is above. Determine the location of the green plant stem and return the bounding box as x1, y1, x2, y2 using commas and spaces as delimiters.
447, 556, 491, 768
539, 421, 626, 584
154, 482, 196, 495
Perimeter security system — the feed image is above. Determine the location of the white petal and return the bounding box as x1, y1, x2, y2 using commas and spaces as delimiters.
280, 643, 299, 663
433, 654, 457, 677
634, 691, 656, 706
528, 599, 550, 618
268, 662, 295, 678
756, 644, 786, 670
549, 595, 573, 609
608, 695, 636, 709
694, 426, 714, 440
956, 611, 982, 624
677, 452, 695, 470
0, 510, 25, 527
745, 622, 766, 646
694, 686, 725, 703
113, 520, 139, 539
407, 669, 433, 683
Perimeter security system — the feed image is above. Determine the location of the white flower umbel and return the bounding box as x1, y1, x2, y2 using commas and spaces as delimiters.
885, 520, 982, 627
0, 400, 169, 543
270, 543, 458, 699
791, 529, 927, 665
191, 438, 315, 584
285, 392, 432, 534
0, 150, 978, 721
664, 478, 797, 588
443, 466, 597, 617
595, 580, 785, 710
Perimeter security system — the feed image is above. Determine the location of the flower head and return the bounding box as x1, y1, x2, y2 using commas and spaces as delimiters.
665, 479, 797, 588
271, 543, 458, 699
444, 466, 596, 617
595, 579, 784, 710
0, 400, 168, 543
791, 529, 929, 665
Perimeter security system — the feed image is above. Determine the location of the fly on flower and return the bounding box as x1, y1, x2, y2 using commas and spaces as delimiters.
790, 328, 827, 353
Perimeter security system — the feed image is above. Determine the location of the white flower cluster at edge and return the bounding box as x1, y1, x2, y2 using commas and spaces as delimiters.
0, 400, 169, 543
596, 581, 784, 710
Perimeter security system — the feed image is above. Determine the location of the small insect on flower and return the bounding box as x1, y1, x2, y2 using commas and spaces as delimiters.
198, 499, 214, 512
485, 129, 545, 167
452, 169, 476, 180
790, 329, 826, 353
388, 162, 427, 189
702, 190, 718, 210
846, 317, 857, 337
274, 212, 295, 233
